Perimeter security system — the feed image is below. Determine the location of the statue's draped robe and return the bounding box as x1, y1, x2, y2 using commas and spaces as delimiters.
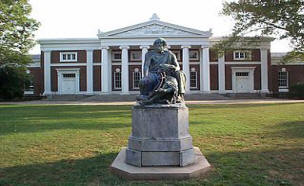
140, 50, 185, 97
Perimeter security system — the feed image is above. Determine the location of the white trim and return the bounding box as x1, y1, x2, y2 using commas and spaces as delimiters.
132, 70, 141, 89
279, 88, 289, 92
201, 47, 210, 92
189, 50, 200, 61
56, 68, 80, 95
98, 19, 212, 39
225, 62, 261, 64
120, 46, 129, 94
218, 54, 225, 94
112, 51, 122, 61
182, 46, 190, 92
86, 50, 94, 94
113, 68, 122, 90
43, 51, 51, 95
233, 50, 252, 60
231, 67, 255, 93
261, 48, 269, 93
190, 70, 198, 89
278, 71, 288, 89
272, 63, 304, 65
51, 63, 86, 66
60, 52, 77, 62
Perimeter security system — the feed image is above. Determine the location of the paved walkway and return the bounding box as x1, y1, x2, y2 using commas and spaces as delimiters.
1, 98, 304, 105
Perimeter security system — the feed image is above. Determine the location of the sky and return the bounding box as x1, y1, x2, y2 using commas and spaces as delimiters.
28, 0, 292, 54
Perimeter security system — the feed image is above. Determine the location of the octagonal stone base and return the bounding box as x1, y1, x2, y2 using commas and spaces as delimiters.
110, 147, 211, 180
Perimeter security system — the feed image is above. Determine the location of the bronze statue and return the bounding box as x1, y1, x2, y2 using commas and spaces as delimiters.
137, 38, 186, 105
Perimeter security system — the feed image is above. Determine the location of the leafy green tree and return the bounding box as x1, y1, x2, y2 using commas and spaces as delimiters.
0, 0, 39, 99
219, 0, 304, 62
0, 0, 39, 66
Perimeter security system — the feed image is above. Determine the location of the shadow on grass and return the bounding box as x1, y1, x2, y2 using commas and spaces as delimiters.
187, 103, 301, 110
267, 121, 304, 139
0, 105, 132, 136
0, 148, 303, 185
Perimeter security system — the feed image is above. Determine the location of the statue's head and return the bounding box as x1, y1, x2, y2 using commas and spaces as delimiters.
153, 38, 168, 53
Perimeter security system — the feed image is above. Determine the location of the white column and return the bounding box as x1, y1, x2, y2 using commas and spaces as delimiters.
120, 45, 129, 94
86, 50, 93, 95
140, 45, 149, 77
182, 45, 191, 93
101, 46, 110, 94
218, 52, 225, 94
202, 47, 210, 93
43, 50, 51, 95
261, 48, 269, 93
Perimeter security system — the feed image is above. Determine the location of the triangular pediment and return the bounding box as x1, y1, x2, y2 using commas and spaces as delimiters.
98, 20, 212, 38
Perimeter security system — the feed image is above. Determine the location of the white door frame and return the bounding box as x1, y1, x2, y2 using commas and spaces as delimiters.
231, 67, 256, 93
56, 68, 80, 94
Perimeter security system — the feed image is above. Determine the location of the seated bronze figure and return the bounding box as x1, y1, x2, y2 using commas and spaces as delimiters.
137, 38, 186, 105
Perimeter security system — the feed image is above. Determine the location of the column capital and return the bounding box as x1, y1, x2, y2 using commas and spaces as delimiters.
86, 49, 94, 52
181, 45, 191, 49
41, 49, 52, 52
201, 46, 209, 49
119, 45, 130, 50
140, 45, 150, 49
100, 46, 109, 50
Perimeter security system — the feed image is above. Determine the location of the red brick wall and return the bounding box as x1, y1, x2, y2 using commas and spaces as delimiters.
50, 66, 87, 92
225, 49, 261, 62
93, 50, 101, 63
51, 50, 87, 63
93, 66, 101, 91
270, 65, 304, 93
209, 49, 218, 62
129, 65, 142, 91
210, 64, 218, 90
28, 67, 43, 95
225, 64, 261, 90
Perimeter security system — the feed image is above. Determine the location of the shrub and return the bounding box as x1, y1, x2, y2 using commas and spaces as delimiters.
0, 65, 31, 100
289, 83, 304, 99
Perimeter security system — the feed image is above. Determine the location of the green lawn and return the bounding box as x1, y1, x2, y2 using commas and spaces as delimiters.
0, 103, 303, 186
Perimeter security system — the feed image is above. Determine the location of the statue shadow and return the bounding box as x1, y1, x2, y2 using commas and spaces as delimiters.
1, 148, 303, 185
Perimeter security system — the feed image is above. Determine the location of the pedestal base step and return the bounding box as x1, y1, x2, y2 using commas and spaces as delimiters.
110, 147, 211, 180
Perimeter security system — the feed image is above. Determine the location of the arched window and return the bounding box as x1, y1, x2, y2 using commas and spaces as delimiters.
190, 67, 197, 89
133, 68, 141, 89
114, 68, 121, 89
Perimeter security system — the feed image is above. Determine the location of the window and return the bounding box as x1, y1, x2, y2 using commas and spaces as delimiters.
63, 73, 76, 78
112, 51, 122, 61
278, 71, 288, 88
114, 68, 121, 89
189, 50, 199, 60
235, 72, 249, 76
133, 68, 141, 89
233, 50, 251, 60
24, 70, 34, 94
130, 51, 141, 61
190, 67, 197, 88
60, 52, 77, 62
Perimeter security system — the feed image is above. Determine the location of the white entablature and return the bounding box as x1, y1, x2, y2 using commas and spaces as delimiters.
98, 14, 212, 39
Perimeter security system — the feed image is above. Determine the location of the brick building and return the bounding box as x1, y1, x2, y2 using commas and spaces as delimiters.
27, 14, 304, 96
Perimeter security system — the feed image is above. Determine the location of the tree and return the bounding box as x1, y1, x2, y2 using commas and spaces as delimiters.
219, 0, 304, 62
0, 0, 39, 66
0, 0, 39, 99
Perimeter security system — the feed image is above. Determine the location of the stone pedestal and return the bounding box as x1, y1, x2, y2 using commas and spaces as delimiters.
110, 103, 211, 180
126, 104, 195, 167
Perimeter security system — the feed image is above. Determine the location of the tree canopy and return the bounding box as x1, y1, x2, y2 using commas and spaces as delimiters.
221, 0, 304, 62
0, 0, 40, 66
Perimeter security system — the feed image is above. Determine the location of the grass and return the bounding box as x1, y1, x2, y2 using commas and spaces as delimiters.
0, 103, 303, 186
